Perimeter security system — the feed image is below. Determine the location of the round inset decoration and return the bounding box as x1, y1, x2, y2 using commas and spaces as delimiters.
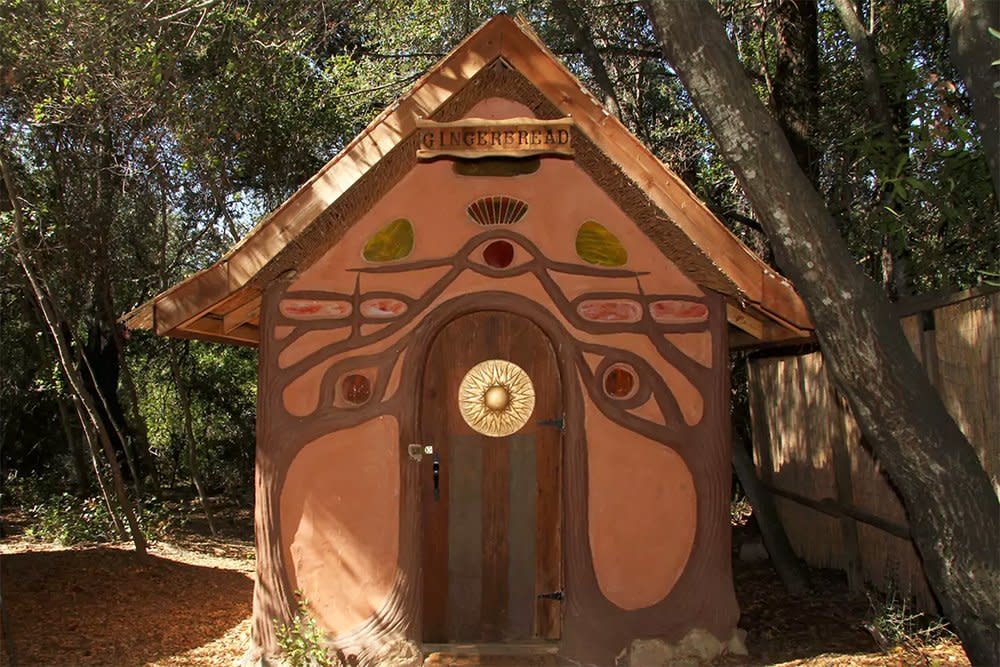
603, 363, 638, 400
459, 359, 535, 437
341, 374, 372, 405
482, 240, 515, 268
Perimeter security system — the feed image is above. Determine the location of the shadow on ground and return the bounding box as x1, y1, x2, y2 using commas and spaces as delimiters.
1, 546, 252, 666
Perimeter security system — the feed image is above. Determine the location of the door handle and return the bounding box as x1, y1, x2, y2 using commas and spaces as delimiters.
432, 452, 441, 501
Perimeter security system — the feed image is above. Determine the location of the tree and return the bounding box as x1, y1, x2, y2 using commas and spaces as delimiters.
946, 0, 1000, 198
644, 1, 999, 663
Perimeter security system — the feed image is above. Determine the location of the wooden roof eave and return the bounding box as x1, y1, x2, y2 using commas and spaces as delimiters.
120, 15, 813, 346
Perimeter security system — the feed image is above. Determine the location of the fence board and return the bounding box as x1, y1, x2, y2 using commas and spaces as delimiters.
748, 289, 999, 612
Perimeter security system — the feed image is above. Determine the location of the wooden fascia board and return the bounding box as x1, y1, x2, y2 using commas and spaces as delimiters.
759, 269, 813, 331
154, 262, 230, 335
148, 20, 506, 336
121, 300, 154, 331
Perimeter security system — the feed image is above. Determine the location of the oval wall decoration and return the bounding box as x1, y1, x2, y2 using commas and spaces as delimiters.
362, 218, 414, 262
360, 298, 408, 319
458, 359, 535, 437
649, 300, 709, 324
466, 195, 528, 226
280, 299, 352, 320
575, 220, 628, 267
577, 299, 643, 323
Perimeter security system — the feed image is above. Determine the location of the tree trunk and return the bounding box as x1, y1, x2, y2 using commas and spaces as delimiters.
946, 0, 1000, 199
732, 436, 810, 595
551, 0, 624, 121
74, 396, 128, 540
56, 392, 92, 494
830, 0, 896, 132
95, 236, 158, 489
643, 2, 1000, 663
116, 339, 158, 488
771, 0, 819, 181
76, 327, 143, 499
168, 340, 217, 536
830, 0, 913, 297
2, 151, 147, 556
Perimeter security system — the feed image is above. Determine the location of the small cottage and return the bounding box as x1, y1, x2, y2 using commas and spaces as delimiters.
124, 15, 812, 666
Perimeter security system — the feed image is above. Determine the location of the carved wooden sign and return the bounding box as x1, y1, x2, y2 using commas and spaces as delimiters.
416, 117, 573, 159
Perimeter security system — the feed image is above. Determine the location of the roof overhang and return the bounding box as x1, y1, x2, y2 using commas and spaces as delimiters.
122, 15, 813, 348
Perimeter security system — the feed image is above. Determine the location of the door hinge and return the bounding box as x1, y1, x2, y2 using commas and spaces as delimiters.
537, 590, 564, 601
537, 415, 565, 431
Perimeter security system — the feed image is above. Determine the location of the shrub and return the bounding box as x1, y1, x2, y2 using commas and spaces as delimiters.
275, 591, 341, 667
864, 584, 954, 651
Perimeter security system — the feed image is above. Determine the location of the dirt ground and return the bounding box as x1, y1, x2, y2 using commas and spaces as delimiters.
0, 509, 969, 667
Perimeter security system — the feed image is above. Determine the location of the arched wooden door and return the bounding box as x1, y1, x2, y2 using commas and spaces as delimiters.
420, 311, 562, 643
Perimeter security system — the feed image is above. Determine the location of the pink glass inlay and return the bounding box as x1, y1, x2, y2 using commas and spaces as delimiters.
649, 300, 708, 323
280, 299, 352, 320
577, 300, 643, 323
360, 298, 408, 319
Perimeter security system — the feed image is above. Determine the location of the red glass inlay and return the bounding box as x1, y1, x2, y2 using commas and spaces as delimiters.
482, 240, 515, 268
604, 366, 636, 399
341, 374, 371, 405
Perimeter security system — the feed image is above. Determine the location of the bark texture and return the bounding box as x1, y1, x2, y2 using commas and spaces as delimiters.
771, 0, 819, 180
550, 0, 624, 120
643, 2, 1000, 663
731, 437, 809, 595
946, 0, 1000, 199
168, 340, 217, 536
2, 152, 147, 556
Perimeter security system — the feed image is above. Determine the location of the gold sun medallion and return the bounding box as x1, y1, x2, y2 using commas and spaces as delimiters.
458, 359, 536, 437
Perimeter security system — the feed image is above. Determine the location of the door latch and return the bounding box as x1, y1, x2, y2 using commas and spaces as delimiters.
537, 415, 565, 431
537, 590, 564, 601
432, 452, 441, 501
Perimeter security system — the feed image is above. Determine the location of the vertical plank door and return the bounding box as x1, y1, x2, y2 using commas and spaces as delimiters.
420, 311, 562, 642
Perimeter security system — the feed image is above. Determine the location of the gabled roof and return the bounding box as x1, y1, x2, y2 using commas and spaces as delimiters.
122, 15, 812, 347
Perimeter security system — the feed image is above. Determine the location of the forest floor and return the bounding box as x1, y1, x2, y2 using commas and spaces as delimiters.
0, 502, 969, 667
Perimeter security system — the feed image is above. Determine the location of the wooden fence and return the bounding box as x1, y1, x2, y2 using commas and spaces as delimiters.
747, 287, 999, 611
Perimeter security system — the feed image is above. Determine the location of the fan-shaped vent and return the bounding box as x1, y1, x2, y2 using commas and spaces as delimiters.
467, 196, 528, 226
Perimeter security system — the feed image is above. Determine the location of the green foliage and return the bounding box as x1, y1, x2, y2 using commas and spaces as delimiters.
730, 492, 753, 527
275, 591, 340, 667
24, 490, 117, 544
5, 470, 176, 544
